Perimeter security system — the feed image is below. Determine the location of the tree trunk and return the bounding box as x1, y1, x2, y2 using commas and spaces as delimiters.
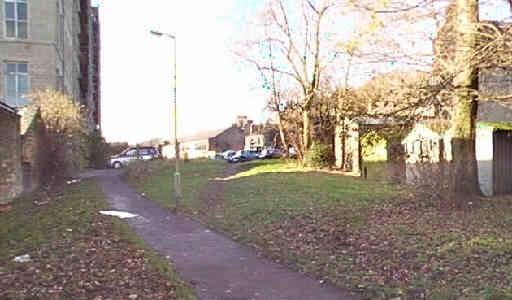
451, 0, 479, 195
276, 112, 287, 152
302, 109, 312, 154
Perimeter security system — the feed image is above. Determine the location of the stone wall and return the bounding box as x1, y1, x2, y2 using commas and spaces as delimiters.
19, 106, 46, 191
0, 107, 22, 204
334, 120, 361, 173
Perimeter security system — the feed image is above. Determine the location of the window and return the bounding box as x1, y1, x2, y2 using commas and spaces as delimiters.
139, 148, 150, 155
4, 0, 27, 38
195, 143, 207, 151
125, 149, 137, 156
5, 62, 28, 107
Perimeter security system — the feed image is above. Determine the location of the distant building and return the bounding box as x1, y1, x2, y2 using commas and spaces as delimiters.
161, 115, 281, 159
161, 127, 246, 159
244, 123, 279, 151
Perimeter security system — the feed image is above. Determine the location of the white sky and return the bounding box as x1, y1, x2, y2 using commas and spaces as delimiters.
99, 0, 267, 144
98, 0, 511, 145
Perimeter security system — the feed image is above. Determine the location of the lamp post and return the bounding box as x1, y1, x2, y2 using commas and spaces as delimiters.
150, 30, 181, 212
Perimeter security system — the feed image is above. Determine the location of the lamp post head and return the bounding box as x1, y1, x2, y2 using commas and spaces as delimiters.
150, 30, 163, 36
150, 30, 175, 39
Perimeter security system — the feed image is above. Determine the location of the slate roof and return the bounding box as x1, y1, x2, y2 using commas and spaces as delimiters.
178, 128, 229, 143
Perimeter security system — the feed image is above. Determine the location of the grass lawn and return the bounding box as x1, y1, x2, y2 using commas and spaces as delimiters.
123, 159, 226, 215
0, 180, 195, 300
125, 158, 512, 300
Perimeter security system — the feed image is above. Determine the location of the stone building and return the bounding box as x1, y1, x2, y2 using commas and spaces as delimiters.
244, 123, 279, 151
0, 0, 101, 202
0, 0, 100, 128
79, 3, 101, 129
0, 101, 21, 204
401, 17, 512, 196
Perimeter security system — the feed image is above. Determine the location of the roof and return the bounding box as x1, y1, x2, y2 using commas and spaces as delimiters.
178, 128, 231, 143
0, 101, 17, 114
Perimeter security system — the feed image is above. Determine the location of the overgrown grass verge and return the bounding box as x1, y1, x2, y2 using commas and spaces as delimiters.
0, 180, 195, 300
125, 158, 512, 300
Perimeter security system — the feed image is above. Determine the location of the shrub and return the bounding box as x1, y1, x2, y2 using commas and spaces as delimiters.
28, 89, 86, 183
83, 130, 110, 169
304, 142, 333, 168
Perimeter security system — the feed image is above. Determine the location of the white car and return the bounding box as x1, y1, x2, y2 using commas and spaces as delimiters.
108, 147, 160, 168
221, 150, 236, 160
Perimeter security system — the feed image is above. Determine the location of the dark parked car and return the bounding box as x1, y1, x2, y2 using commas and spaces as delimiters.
108, 146, 160, 168
258, 148, 282, 159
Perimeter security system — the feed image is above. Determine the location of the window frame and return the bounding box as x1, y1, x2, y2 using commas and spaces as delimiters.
4, 61, 29, 107
4, 0, 28, 39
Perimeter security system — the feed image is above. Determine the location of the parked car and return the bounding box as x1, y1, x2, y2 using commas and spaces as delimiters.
221, 150, 236, 160
258, 148, 282, 159
227, 150, 248, 163
108, 146, 160, 168
247, 150, 261, 160
228, 150, 261, 163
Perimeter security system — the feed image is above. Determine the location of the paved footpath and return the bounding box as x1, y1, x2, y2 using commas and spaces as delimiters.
90, 170, 360, 300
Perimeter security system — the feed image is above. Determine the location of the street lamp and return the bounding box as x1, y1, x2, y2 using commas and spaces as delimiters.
150, 29, 182, 212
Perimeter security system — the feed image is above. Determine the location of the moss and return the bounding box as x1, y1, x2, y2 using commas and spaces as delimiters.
478, 122, 512, 130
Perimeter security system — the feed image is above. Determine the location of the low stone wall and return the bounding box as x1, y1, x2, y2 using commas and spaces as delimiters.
0, 106, 22, 204
19, 106, 46, 191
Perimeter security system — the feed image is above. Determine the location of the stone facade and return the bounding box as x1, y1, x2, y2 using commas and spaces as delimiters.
210, 127, 246, 152
0, 0, 100, 198
0, 103, 21, 204
0, 0, 100, 127
19, 104, 45, 191
401, 122, 505, 196
79, 2, 101, 129
0, 0, 72, 105
244, 126, 278, 151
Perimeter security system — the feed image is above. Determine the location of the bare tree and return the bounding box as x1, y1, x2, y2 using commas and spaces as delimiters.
234, 0, 343, 159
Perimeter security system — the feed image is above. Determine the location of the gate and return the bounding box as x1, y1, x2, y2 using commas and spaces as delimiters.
493, 130, 512, 195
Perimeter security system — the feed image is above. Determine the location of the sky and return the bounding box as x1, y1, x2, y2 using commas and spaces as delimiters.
99, 0, 266, 144
97, 0, 511, 145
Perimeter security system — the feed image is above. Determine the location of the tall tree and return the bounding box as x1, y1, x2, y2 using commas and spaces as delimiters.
234, 0, 338, 159
451, 0, 479, 195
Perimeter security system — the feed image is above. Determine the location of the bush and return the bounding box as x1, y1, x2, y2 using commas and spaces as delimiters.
304, 142, 333, 168
29, 89, 86, 183
83, 130, 110, 169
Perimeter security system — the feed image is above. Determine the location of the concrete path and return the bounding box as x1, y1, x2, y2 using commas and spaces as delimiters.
90, 170, 359, 300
